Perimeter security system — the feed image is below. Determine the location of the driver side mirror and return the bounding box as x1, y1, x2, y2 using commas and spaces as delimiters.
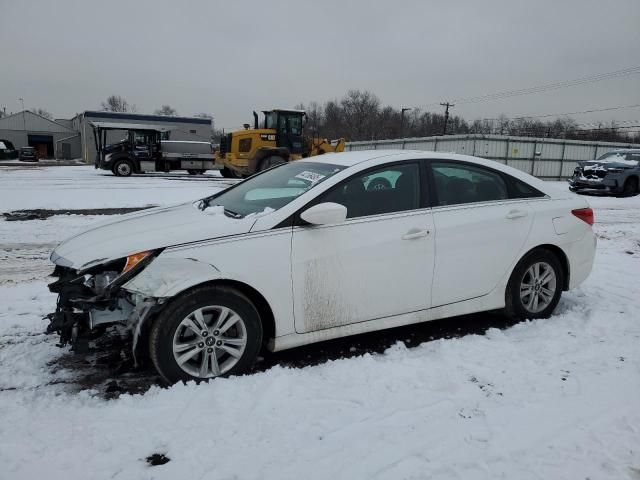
300, 202, 347, 226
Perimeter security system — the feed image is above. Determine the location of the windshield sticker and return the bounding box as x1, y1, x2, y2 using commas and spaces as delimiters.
295, 171, 326, 184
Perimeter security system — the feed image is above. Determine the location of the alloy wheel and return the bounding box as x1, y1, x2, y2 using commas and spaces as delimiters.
519, 261, 557, 314
172, 306, 247, 378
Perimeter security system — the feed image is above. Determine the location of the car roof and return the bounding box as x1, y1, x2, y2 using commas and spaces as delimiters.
302, 149, 494, 167
302, 149, 563, 198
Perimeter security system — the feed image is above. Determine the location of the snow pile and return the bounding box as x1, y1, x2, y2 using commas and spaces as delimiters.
202, 205, 225, 215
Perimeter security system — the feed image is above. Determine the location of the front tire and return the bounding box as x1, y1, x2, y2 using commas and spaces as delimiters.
149, 285, 263, 384
113, 159, 134, 177
504, 249, 564, 320
258, 156, 285, 172
221, 167, 238, 178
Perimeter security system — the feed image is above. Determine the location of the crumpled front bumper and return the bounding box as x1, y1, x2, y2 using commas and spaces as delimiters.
45, 261, 159, 351
568, 175, 621, 192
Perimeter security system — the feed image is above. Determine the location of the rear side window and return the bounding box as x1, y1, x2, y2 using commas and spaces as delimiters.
509, 177, 545, 198
432, 162, 508, 206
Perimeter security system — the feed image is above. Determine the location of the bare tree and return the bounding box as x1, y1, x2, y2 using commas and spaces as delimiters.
32, 108, 52, 120
101, 95, 133, 112
297, 89, 635, 143
154, 105, 177, 116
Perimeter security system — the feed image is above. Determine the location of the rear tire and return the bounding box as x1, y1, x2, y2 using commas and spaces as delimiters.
258, 156, 285, 172
504, 249, 564, 320
149, 285, 263, 384
113, 159, 134, 177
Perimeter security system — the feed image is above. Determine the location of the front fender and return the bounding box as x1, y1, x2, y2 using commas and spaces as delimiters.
122, 257, 222, 298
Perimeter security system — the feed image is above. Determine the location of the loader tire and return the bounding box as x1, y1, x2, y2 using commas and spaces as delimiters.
258, 156, 285, 172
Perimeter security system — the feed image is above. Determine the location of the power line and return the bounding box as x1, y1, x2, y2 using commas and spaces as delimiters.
479, 103, 640, 122
419, 65, 640, 108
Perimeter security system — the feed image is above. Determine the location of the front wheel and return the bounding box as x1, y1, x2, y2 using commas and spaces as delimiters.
258, 156, 285, 172
149, 286, 263, 384
221, 167, 238, 178
112, 159, 134, 177
504, 249, 564, 320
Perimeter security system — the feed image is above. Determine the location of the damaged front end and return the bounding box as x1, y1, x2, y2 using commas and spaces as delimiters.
46, 250, 162, 353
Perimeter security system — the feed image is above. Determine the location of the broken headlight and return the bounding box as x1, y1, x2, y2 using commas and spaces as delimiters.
83, 250, 158, 296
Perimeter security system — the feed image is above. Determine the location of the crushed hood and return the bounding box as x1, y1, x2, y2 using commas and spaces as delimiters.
578, 160, 636, 170
51, 202, 257, 271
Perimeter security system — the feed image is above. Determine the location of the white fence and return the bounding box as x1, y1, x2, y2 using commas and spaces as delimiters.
345, 134, 640, 179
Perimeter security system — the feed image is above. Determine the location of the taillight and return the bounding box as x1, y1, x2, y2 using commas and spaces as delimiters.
572, 208, 594, 226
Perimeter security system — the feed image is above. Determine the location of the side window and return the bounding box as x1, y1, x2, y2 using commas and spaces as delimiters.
432, 162, 508, 206
320, 163, 421, 219
510, 176, 546, 198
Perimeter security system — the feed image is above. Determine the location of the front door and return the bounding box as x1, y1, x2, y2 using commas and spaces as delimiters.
291, 162, 435, 333
276, 113, 304, 155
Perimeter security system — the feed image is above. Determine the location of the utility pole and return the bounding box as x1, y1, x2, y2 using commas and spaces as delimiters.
400, 107, 412, 139
440, 102, 454, 135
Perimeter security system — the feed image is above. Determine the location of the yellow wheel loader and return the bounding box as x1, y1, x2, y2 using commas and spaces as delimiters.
215, 109, 345, 178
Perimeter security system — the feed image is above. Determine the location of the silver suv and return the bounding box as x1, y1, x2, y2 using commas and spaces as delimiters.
569, 149, 640, 196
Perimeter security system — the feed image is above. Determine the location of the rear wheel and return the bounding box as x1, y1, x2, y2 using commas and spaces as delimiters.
504, 249, 564, 320
221, 167, 238, 178
621, 177, 639, 197
258, 156, 285, 172
149, 285, 263, 384
113, 159, 134, 177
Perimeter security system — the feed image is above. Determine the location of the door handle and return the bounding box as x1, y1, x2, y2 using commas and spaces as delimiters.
402, 228, 430, 240
505, 209, 528, 220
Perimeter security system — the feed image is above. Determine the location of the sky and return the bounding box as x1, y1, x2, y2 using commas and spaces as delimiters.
1, 0, 639, 131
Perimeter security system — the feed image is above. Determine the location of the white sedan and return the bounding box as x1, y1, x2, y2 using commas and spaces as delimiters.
47, 151, 596, 383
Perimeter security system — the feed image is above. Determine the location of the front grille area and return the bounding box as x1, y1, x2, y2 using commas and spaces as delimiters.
576, 167, 607, 179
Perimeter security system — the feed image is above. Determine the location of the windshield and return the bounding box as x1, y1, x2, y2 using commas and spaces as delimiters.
596, 151, 640, 166
204, 162, 345, 217
264, 112, 278, 129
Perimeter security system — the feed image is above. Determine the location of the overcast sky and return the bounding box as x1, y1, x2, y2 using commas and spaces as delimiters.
1, 0, 639, 130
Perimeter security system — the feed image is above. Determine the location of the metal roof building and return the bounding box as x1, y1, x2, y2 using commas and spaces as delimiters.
0, 111, 79, 159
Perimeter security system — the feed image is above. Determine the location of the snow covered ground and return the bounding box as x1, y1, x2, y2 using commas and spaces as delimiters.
0, 165, 232, 211
0, 168, 639, 479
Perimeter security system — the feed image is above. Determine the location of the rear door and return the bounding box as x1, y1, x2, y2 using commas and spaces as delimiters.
428, 161, 534, 307
291, 162, 435, 333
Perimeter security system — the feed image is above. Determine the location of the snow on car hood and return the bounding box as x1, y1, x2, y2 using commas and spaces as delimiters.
579, 155, 638, 170
51, 202, 258, 270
